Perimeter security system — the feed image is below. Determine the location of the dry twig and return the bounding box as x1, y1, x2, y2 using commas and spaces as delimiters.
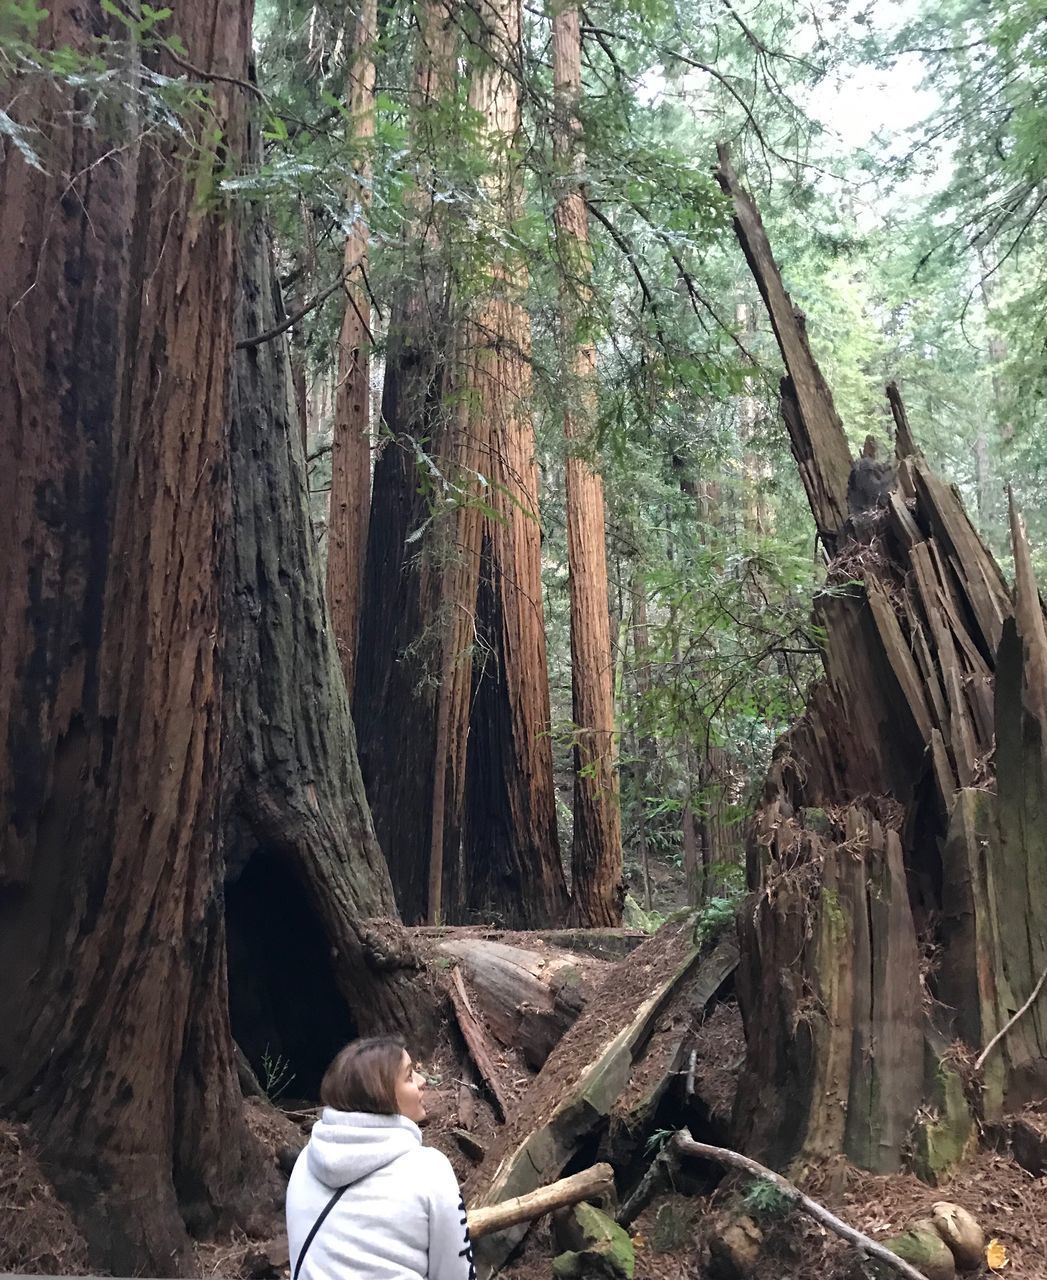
673, 1131, 928, 1280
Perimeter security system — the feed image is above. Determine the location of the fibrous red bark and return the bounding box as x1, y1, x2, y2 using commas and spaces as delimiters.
0, 4, 258, 1268
325, 0, 377, 697
552, 0, 623, 926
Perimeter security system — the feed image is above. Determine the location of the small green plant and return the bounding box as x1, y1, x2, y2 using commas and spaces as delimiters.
741, 1177, 793, 1223
261, 1047, 295, 1103
643, 1127, 675, 1157
694, 894, 740, 948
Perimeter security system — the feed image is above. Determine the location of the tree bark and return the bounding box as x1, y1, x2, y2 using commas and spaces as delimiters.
552, 0, 623, 926
325, 0, 378, 696
722, 158, 1047, 1179
355, 0, 458, 924
630, 574, 657, 910
358, 0, 565, 927
226, 157, 435, 1062
0, 3, 258, 1269
461, 0, 568, 928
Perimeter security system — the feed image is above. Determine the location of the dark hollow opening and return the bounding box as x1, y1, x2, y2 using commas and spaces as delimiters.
226, 848, 355, 1101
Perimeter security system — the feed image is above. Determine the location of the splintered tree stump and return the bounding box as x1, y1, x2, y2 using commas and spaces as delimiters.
717, 144, 1047, 1175
438, 938, 607, 1068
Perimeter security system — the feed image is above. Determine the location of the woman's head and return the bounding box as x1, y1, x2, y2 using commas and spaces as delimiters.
320, 1036, 427, 1123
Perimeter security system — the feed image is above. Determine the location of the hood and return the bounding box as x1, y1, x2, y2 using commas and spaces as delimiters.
306, 1110, 422, 1189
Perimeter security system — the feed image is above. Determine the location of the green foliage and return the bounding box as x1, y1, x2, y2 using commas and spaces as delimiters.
740, 1177, 793, 1223
694, 894, 740, 949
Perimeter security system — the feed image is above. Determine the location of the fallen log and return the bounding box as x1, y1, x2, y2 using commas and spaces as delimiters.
673, 1132, 927, 1280
437, 938, 607, 1068
473, 923, 738, 1276
467, 1162, 614, 1239
415, 925, 648, 961
448, 967, 513, 1120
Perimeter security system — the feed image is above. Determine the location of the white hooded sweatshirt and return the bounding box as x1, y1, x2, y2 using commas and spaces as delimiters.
286, 1110, 475, 1280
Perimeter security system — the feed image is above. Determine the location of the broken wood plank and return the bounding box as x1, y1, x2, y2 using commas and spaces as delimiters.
911, 459, 1009, 653
886, 490, 921, 548
1008, 488, 1047, 730
467, 1163, 615, 1240
866, 580, 933, 745
453, 1128, 487, 1162
448, 967, 512, 1121
944, 664, 978, 786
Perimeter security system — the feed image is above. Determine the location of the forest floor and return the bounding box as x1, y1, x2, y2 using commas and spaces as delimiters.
2, 925, 1043, 1279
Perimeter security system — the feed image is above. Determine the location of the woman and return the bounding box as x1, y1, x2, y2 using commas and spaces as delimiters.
287, 1037, 475, 1280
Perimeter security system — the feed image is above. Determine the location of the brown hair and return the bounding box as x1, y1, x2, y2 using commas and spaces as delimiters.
320, 1036, 407, 1114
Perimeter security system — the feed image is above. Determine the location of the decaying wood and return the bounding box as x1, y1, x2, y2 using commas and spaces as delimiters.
974, 964, 1047, 1072
458, 1061, 479, 1131
886, 380, 918, 460
617, 1140, 681, 1228
467, 1163, 614, 1239
448, 967, 512, 1120
715, 145, 852, 552
437, 938, 606, 1067
673, 1133, 928, 1280
416, 925, 648, 960
722, 150, 1047, 1173
473, 924, 738, 1276
610, 947, 738, 1144
453, 1128, 487, 1162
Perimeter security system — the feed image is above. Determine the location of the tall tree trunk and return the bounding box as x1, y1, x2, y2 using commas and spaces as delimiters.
358, 0, 564, 926
227, 156, 435, 1080
325, 0, 377, 696
0, 4, 259, 1270
630, 574, 657, 911
460, 0, 569, 928
552, 0, 623, 926
355, 0, 458, 924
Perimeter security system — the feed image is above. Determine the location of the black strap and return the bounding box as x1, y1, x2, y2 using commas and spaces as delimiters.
293, 1183, 350, 1280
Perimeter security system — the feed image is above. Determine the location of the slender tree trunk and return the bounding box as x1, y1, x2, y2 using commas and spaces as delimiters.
630, 574, 657, 912
0, 3, 259, 1269
326, 0, 377, 696
552, 0, 623, 925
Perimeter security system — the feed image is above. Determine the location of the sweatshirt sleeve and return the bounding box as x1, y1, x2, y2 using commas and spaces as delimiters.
426, 1151, 475, 1280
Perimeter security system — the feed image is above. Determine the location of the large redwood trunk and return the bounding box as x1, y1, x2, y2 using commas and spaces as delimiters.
358, 0, 565, 926
460, 0, 569, 927
552, 1, 623, 925
325, 0, 377, 696
354, 0, 458, 924
0, 3, 258, 1270
226, 161, 435, 1075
